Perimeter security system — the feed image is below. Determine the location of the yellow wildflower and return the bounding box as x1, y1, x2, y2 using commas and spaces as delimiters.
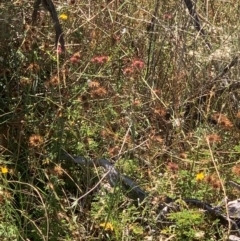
196, 172, 204, 181
59, 14, 68, 20
99, 222, 114, 231
1, 167, 8, 174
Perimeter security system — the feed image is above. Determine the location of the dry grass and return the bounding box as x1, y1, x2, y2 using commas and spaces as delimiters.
1, 0, 240, 240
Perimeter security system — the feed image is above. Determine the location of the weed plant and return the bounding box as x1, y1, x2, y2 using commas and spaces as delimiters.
1, 0, 240, 240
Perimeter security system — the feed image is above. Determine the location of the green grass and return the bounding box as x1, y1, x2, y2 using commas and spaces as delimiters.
1, 0, 240, 240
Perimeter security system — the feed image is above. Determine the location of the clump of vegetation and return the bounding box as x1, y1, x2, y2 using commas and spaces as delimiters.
1, 0, 240, 240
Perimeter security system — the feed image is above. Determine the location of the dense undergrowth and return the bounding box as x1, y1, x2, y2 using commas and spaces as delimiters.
1, 0, 240, 240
